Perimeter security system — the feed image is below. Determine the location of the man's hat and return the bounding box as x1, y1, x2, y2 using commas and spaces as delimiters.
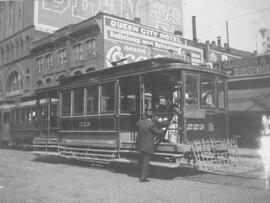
144, 110, 153, 118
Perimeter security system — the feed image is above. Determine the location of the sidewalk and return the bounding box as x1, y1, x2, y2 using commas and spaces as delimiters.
238, 148, 261, 159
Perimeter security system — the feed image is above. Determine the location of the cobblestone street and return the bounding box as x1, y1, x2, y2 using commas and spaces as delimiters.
1, 149, 270, 203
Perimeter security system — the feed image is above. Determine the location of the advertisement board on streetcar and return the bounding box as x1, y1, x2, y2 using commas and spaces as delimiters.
34, 0, 183, 34
103, 15, 203, 67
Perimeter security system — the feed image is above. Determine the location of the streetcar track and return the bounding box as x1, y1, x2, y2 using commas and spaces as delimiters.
176, 171, 268, 191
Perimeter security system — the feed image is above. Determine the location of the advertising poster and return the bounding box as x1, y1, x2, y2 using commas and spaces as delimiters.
103, 15, 203, 67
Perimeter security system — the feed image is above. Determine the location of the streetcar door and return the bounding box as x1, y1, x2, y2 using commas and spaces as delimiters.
119, 76, 140, 143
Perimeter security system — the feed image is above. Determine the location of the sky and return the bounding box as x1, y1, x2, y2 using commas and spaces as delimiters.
182, 0, 270, 53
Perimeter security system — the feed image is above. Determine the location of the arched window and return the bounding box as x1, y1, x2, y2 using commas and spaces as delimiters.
45, 78, 53, 86
86, 67, 95, 72
6, 45, 9, 62
58, 75, 65, 80
10, 43, 14, 60
37, 80, 43, 88
19, 38, 23, 56
6, 71, 23, 94
73, 71, 82, 76
15, 40, 19, 57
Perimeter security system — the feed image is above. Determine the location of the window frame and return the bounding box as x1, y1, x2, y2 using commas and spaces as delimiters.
201, 74, 217, 108
100, 81, 116, 115
183, 72, 200, 108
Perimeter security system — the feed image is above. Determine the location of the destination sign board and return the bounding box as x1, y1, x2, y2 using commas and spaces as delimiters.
103, 15, 203, 67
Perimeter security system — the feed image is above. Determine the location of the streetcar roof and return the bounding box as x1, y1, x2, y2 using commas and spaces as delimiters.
59, 57, 227, 88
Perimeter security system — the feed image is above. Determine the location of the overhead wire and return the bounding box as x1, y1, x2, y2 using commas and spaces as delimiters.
183, 5, 270, 35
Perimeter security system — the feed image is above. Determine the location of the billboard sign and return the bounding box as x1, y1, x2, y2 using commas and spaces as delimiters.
103, 15, 203, 67
34, 0, 183, 33
215, 54, 270, 77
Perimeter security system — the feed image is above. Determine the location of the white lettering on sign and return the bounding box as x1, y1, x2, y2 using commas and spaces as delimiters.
72, 0, 95, 18
187, 123, 205, 131
106, 45, 165, 67
79, 121, 91, 128
110, 20, 139, 32
124, 45, 146, 54
149, 1, 182, 31
43, 0, 141, 20
121, 0, 140, 20
140, 28, 158, 37
104, 16, 203, 66
43, 0, 70, 14
109, 30, 141, 44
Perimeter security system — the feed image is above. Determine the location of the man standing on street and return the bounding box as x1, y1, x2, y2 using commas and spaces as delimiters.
135, 112, 164, 182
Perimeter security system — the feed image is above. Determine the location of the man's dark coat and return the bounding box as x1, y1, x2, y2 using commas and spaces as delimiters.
135, 119, 164, 154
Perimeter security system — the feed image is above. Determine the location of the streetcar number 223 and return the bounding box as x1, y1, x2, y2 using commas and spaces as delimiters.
79, 121, 91, 128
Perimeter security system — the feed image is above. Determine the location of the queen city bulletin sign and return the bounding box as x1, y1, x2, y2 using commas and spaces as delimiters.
103, 15, 203, 67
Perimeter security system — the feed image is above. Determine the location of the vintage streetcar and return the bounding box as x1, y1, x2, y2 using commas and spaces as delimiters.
11, 58, 241, 173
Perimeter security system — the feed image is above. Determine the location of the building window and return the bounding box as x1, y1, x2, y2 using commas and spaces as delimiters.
19, 38, 23, 56
18, 1, 23, 30
268, 44, 270, 49
0, 81, 3, 97
86, 39, 96, 58
45, 78, 53, 86
37, 80, 43, 88
45, 54, 53, 70
73, 43, 83, 62
59, 49, 66, 66
6, 45, 9, 62
0, 47, 3, 64
37, 57, 43, 73
10, 43, 13, 60
6, 71, 23, 94
267, 37, 270, 41
15, 40, 19, 57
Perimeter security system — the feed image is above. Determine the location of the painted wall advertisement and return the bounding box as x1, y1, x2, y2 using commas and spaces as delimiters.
103, 15, 203, 67
34, 0, 183, 33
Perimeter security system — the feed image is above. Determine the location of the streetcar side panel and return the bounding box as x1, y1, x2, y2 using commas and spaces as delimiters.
59, 81, 118, 149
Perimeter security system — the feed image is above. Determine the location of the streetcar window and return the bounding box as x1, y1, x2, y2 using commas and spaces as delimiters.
100, 82, 115, 114
11, 111, 15, 125
15, 109, 20, 124
185, 74, 198, 106
3, 112, 10, 124
73, 87, 84, 115
50, 103, 58, 128
21, 108, 26, 123
86, 85, 98, 114
218, 78, 226, 109
201, 75, 216, 107
120, 77, 139, 113
26, 108, 34, 123
144, 70, 181, 114
61, 90, 71, 116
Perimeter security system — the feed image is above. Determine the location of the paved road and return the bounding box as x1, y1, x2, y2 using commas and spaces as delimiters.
0, 149, 270, 203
